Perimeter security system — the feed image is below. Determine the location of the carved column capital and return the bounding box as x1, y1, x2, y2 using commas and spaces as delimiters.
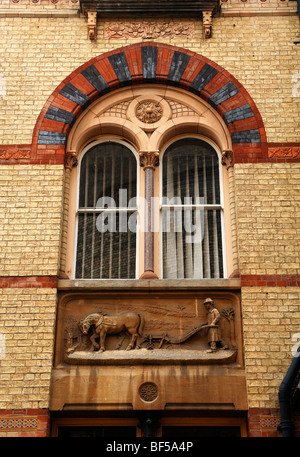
139, 150, 159, 279
139, 151, 159, 169
221, 149, 234, 169
65, 150, 78, 170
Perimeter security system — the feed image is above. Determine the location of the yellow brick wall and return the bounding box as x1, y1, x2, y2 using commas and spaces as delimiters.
0, 14, 299, 144
241, 287, 300, 409
0, 5, 299, 415
235, 163, 300, 276
235, 162, 300, 408
0, 288, 57, 409
0, 165, 63, 410
0, 165, 64, 276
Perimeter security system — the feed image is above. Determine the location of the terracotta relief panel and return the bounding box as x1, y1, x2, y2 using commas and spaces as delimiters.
55, 291, 243, 367
0, 148, 31, 160
103, 21, 195, 40
51, 288, 247, 411
268, 146, 300, 159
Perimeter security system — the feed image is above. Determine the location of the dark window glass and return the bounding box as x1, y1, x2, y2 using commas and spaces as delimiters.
162, 138, 223, 279
76, 141, 137, 279
162, 138, 220, 205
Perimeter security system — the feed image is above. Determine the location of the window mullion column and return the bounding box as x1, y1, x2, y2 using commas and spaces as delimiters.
60, 150, 78, 278
222, 149, 239, 276
139, 150, 159, 279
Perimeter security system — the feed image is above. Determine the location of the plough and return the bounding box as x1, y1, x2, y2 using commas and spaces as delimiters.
142, 323, 212, 349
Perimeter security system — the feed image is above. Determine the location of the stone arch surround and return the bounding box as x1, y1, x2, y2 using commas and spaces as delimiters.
32, 42, 268, 164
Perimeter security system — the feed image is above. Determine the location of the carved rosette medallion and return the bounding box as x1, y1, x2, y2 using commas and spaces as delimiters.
136, 102, 163, 124
139, 382, 159, 402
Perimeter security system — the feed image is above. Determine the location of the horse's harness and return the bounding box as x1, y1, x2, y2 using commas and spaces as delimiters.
94, 314, 116, 330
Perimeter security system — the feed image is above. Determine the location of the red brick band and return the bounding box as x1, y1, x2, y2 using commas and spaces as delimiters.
0, 144, 65, 165
1, 143, 300, 165
0, 275, 299, 288
267, 144, 300, 162
241, 274, 300, 287
0, 409, 50, 437
248, 408, 300, 438
0, 276, 58, 288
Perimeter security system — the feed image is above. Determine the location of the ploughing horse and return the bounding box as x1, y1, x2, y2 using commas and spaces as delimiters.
79, 311, 144, 353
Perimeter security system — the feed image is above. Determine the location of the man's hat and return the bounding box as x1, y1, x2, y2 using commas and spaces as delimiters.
203, 298, 214, 305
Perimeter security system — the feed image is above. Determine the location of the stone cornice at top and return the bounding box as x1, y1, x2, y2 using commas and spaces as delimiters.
0, 0, 297, 17
79, 0, 220, 17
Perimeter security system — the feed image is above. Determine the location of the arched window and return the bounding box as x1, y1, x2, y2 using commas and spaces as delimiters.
63, 86, 235, 280
161, 138, 224, 279
75, 140, 138, 279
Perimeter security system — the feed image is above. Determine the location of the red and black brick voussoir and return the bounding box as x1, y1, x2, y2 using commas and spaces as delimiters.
34, 42, 265, 160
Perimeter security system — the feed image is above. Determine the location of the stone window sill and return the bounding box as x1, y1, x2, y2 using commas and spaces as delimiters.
58, 278, 241, 291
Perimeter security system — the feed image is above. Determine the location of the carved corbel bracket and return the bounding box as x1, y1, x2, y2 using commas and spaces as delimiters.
65, 150, 78, 170
203, 11, 213, 39
87, 11, 97, 40
139, 151, 160, 169
221, 149, 234, 169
